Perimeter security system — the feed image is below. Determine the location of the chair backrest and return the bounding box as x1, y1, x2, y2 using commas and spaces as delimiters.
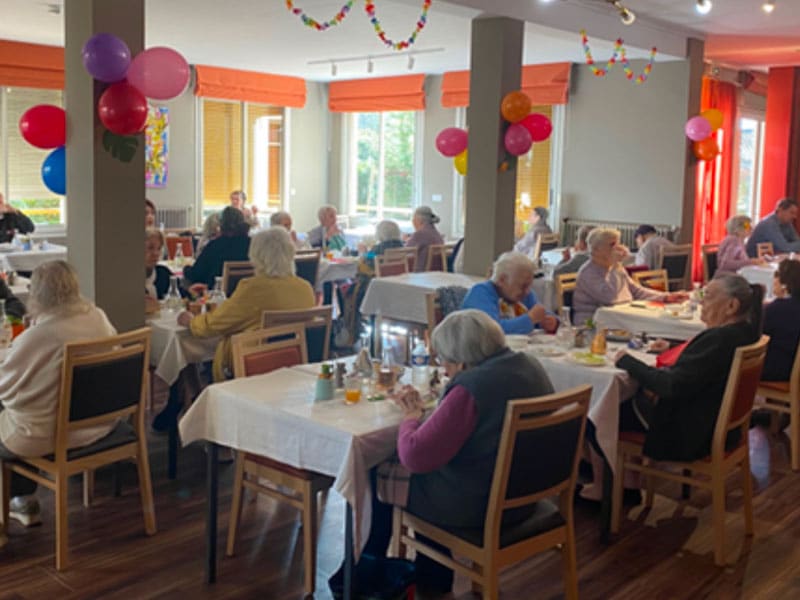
659, 243, 692, 290
222, 261, 255, 297
425, 286, 469, 339
425, 244, 446, 272
712, 335, 769, 460
385, 247, 418, 272
295, 250, 321, 289
165, 236, 193, 260
231, 324, 308, 379
56, 327, 151, 458
483, 385, 591, 549
539, 232, 560, 252
555, 272, 578, 312
262, 305, 333, 363
631, 269, 668, 292
444, 241, 459, 272
530, 234, 543, 263
701, 244, 719, 283
756, 242, 774, 259
375, 255, 409, 277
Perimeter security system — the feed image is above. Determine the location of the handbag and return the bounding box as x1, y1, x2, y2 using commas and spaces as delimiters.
376, 456, 411, 508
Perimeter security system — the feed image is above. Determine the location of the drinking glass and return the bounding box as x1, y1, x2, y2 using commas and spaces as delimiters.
344, 375, 363, 405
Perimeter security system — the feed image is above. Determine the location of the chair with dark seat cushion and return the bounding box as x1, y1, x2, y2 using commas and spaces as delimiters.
262, 305, 333, 363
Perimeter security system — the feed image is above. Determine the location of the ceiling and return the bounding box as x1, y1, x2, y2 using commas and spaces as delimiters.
0, 0, 798, 81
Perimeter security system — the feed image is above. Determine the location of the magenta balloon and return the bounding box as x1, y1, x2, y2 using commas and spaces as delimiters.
81, 33, 131, 83
127, 47, 190, 100
520, 113, 552, 143
435, 127, 468, 158
685, 116, 712, 142
504, 123, 533, 156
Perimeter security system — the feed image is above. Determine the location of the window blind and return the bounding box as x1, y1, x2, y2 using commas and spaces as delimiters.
202, 100, 242, 207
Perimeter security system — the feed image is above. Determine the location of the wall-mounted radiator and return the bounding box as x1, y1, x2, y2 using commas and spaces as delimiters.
155, 207, 193, 230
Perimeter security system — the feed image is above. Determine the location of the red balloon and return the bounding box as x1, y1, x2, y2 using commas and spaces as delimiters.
520, 113, 552, 143
19, 104, 66, 149
694, 137, 720, 161
97, 82, 148, 135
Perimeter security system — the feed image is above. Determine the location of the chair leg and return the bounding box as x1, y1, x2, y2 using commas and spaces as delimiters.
610, 449, 626, 534
82, 470, 95, 508
0, 463, 9, 536
561, 524, 579, 600
55, 474, 70, 571
225, 453, 247, 557
390, 508, 405, 558
645, 471, 655, 508
711, 472, 727, 566
301, 480, 317, 595
136, 439, 157, 536
790, 403, 800, 471
741, 454, 755, 537
480, 564, 498, 600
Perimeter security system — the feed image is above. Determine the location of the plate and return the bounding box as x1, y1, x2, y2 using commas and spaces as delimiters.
506, 334, 531, 350
531, 346, 566, 358
606, 328, 631, 342
570, 352, 607, 367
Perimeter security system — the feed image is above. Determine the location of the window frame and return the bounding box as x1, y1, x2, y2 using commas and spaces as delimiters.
732, 110, 766, 222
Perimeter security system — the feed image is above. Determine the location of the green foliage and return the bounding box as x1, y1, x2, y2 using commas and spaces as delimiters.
102, 130, 139, 163
11, 198, 61, 225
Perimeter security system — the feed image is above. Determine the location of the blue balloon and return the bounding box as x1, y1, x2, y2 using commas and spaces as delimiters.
42, 146, 66, 195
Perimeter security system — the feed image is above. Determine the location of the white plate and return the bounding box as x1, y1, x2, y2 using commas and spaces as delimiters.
569, 352, 607, 367
531, 346, 566, 358
506, 334, 531, 350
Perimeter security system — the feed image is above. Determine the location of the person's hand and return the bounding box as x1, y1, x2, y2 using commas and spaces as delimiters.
392, 384, 425, 419
290, 230, 298, 243
666, 291, 689, 303
561, 248, 571, 262
751, 257, 766, 266
144, 296, 160, 315
541, 314, 558, 333
0, 202, 14, 214
613, 244, 630, 262
188, 282, 208, 298
176, 310, 194, 327
648, 338, 670, 353
527, 304, 546, 324
250, 205, 258, 216
613, 348, 628, 364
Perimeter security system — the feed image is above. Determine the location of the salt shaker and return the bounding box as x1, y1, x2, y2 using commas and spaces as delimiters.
335, 362, 347, 389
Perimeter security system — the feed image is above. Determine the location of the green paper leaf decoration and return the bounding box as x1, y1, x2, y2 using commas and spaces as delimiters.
102, 130, 139, 162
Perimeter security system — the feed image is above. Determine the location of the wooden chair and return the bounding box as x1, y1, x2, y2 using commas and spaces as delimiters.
375, 255, 409, 277
425, 286, 470, 358
539, 232, 560, 252
295, 250, 321, 291
702, 243, 720, 284
385, 247, 419, 272
262, 305, 333, 363
221, 260, 254, 297
165, 235, 193, 260
756, 242, 774, 259
631, 269, 669, 292
227, 324, 334, 595
611, 336, 769, 566
755, 337, 800, 470
659, 243, 693, 291
391, 385, 591, 600
443, 241, 458, 272
555, 272, 578, 313
425, 244, 446, 271
1, 328, 156, 570
530, 234, 543, 263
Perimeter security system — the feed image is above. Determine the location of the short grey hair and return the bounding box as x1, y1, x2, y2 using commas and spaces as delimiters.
270, 211, 292, 227
414, 206, 440, 226
375, 219, 402, 243
431, 309, 506, 367
587, 227, 621, 253
201, 212, 221, 238
491, 251, 536, 283
317, 204, 337, 222
29, 260, 83, 316
576, 224, 595, 245
726, 214, 752, 235
249, 227, 296, 277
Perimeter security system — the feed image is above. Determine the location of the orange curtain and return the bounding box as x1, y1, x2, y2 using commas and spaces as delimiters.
0, 40, 64, 89
328, 74, 425, 112
194, 65, 306, 108
692, 77, 738, 281
441, 63, 570, 108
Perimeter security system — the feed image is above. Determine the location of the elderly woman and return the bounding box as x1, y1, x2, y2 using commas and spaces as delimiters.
572, 228, 687, 325
614, 275, 761, 461
406, 206, 444, 272
144, 228, 171, 314
184, 206, 250, 290
514, 206, 552, 257
196, 212, 221, 256
354, 309, 554, 592
0, 261, 116, 532
362, 220, 404, 267
308, 204, 346, 251
716, 215, 763, 276
462, 251, 557, 334
762, 260, 800, 381
177, 226, 315, 383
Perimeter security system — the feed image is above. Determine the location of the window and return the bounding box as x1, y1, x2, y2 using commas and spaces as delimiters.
201, 99, 284, 221
0, 87, 65, 226
346, 111, 418, 221
735, 115, 766, 221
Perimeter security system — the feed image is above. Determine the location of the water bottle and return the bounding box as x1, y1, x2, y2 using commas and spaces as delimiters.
411, 335, 430, 390
206, 276, 227, 312
556, 306, 573, 349
174, 242, 185, 268
165, 276, 183, 313
0, 299, 13, 349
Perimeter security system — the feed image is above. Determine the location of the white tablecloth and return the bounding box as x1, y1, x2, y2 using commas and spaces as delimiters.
738, 263, 777, 299
148, 313, 219, 386
594, 303, 705, 340
360, 272, 484, 324
9, 276, 30, 304
179, 361, 405, 558
0, 243, 67, 272
317, 257, 359, 291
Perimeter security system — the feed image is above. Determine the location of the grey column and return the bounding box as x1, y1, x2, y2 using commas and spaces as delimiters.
65, 0, 145, 331
679, 37, 704, 244
462, 16, 524, 276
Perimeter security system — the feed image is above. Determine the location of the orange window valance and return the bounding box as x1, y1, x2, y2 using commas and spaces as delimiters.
0, 40, 64, 89
441, 62, 571, 108
328, 74, 425, 112
194, 65, 306, 108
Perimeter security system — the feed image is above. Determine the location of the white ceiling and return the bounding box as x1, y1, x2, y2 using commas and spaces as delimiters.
0, 0, 798, 80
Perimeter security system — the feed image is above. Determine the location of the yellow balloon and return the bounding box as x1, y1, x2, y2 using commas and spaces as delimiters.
454, 149, 468, 175
701, 108, 724, 132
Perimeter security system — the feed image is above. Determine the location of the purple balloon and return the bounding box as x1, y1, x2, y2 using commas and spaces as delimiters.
504, 123, 533, 156
82, 33, 131, 83
435, 127, 468, 158
685, 116, 712, 142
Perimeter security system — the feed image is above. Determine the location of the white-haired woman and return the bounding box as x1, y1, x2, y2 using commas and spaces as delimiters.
406, 206, 444, 272
461, 251, 557, 334
715, 214, 763, 276
0, 261, 116, 532
307, 204, 346, 251
356, 309, 554, 593
196, 211, 221, 256
177, 226, 315, 382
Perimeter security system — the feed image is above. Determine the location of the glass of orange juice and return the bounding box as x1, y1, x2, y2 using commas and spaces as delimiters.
344, 375, 362, 405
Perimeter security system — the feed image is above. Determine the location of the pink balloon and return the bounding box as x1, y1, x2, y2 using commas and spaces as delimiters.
685, 116, 712, 142
520, 113, 552, 143
435, 127, 468, 158
504, 123, 533, 156
127, 47, 190, 100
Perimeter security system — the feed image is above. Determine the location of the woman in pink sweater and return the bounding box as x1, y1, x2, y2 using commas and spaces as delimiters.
716, 215, 763, 276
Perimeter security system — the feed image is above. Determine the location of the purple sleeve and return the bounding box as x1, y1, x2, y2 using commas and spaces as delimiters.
397, 384, 479, 473
718, 237, 752, 273
628, 272, 666, 300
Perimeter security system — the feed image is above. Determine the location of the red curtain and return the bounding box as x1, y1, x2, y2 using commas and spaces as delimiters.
692, 77, 738, 281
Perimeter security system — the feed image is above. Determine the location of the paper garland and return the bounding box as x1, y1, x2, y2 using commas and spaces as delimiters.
285, 0, 355, 31
580, 29, 656, 84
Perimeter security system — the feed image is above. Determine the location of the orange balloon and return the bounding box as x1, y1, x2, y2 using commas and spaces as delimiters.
501, 91, 532, 123
694, 137, 720, 161
701, 108, 724, 132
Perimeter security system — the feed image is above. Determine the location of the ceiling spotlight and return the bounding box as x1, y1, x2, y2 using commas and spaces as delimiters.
367, 58, 374, 74
407, 55, 415, 71
762, 0, 775, 14
695, 0, 712, 15
611, 1, 636, 25
330, 62, 337, 77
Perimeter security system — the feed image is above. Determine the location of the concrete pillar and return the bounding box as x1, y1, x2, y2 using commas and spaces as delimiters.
679, 37, 704, 244
65, 0, 145, 332
462, 17, 524, 276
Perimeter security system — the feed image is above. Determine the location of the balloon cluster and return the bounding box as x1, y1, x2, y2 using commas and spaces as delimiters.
685, 109, 723, 162
19, 105, 66, 194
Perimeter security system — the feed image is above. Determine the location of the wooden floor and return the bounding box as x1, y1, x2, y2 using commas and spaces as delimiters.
2, 390, 800, 599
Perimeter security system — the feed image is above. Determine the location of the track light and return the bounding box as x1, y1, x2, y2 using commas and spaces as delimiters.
762, 0, 775, 14
367, 58, 374, 74
407, 55, 415, 71
331, 62, 337, 77
695, 0, 712, 15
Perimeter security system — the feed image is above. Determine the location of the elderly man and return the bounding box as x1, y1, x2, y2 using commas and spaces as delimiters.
461, 251, 557, 334
634, 224, 674, 270
513, 206, 552, 257
0, 192, 35, 244
270, 210, 302, 247
307, 204, 346, 251
573, 228, 687, 325
746, 197, 800, 257
554, 224, 594, 276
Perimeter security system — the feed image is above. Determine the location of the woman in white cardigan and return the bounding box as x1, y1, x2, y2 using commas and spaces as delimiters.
0, 261, 116, 538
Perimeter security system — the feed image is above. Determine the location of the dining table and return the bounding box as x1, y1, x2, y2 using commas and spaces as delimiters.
317, 256, 359, 292
0, 241, 67, 273
594, 302, 706, 341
